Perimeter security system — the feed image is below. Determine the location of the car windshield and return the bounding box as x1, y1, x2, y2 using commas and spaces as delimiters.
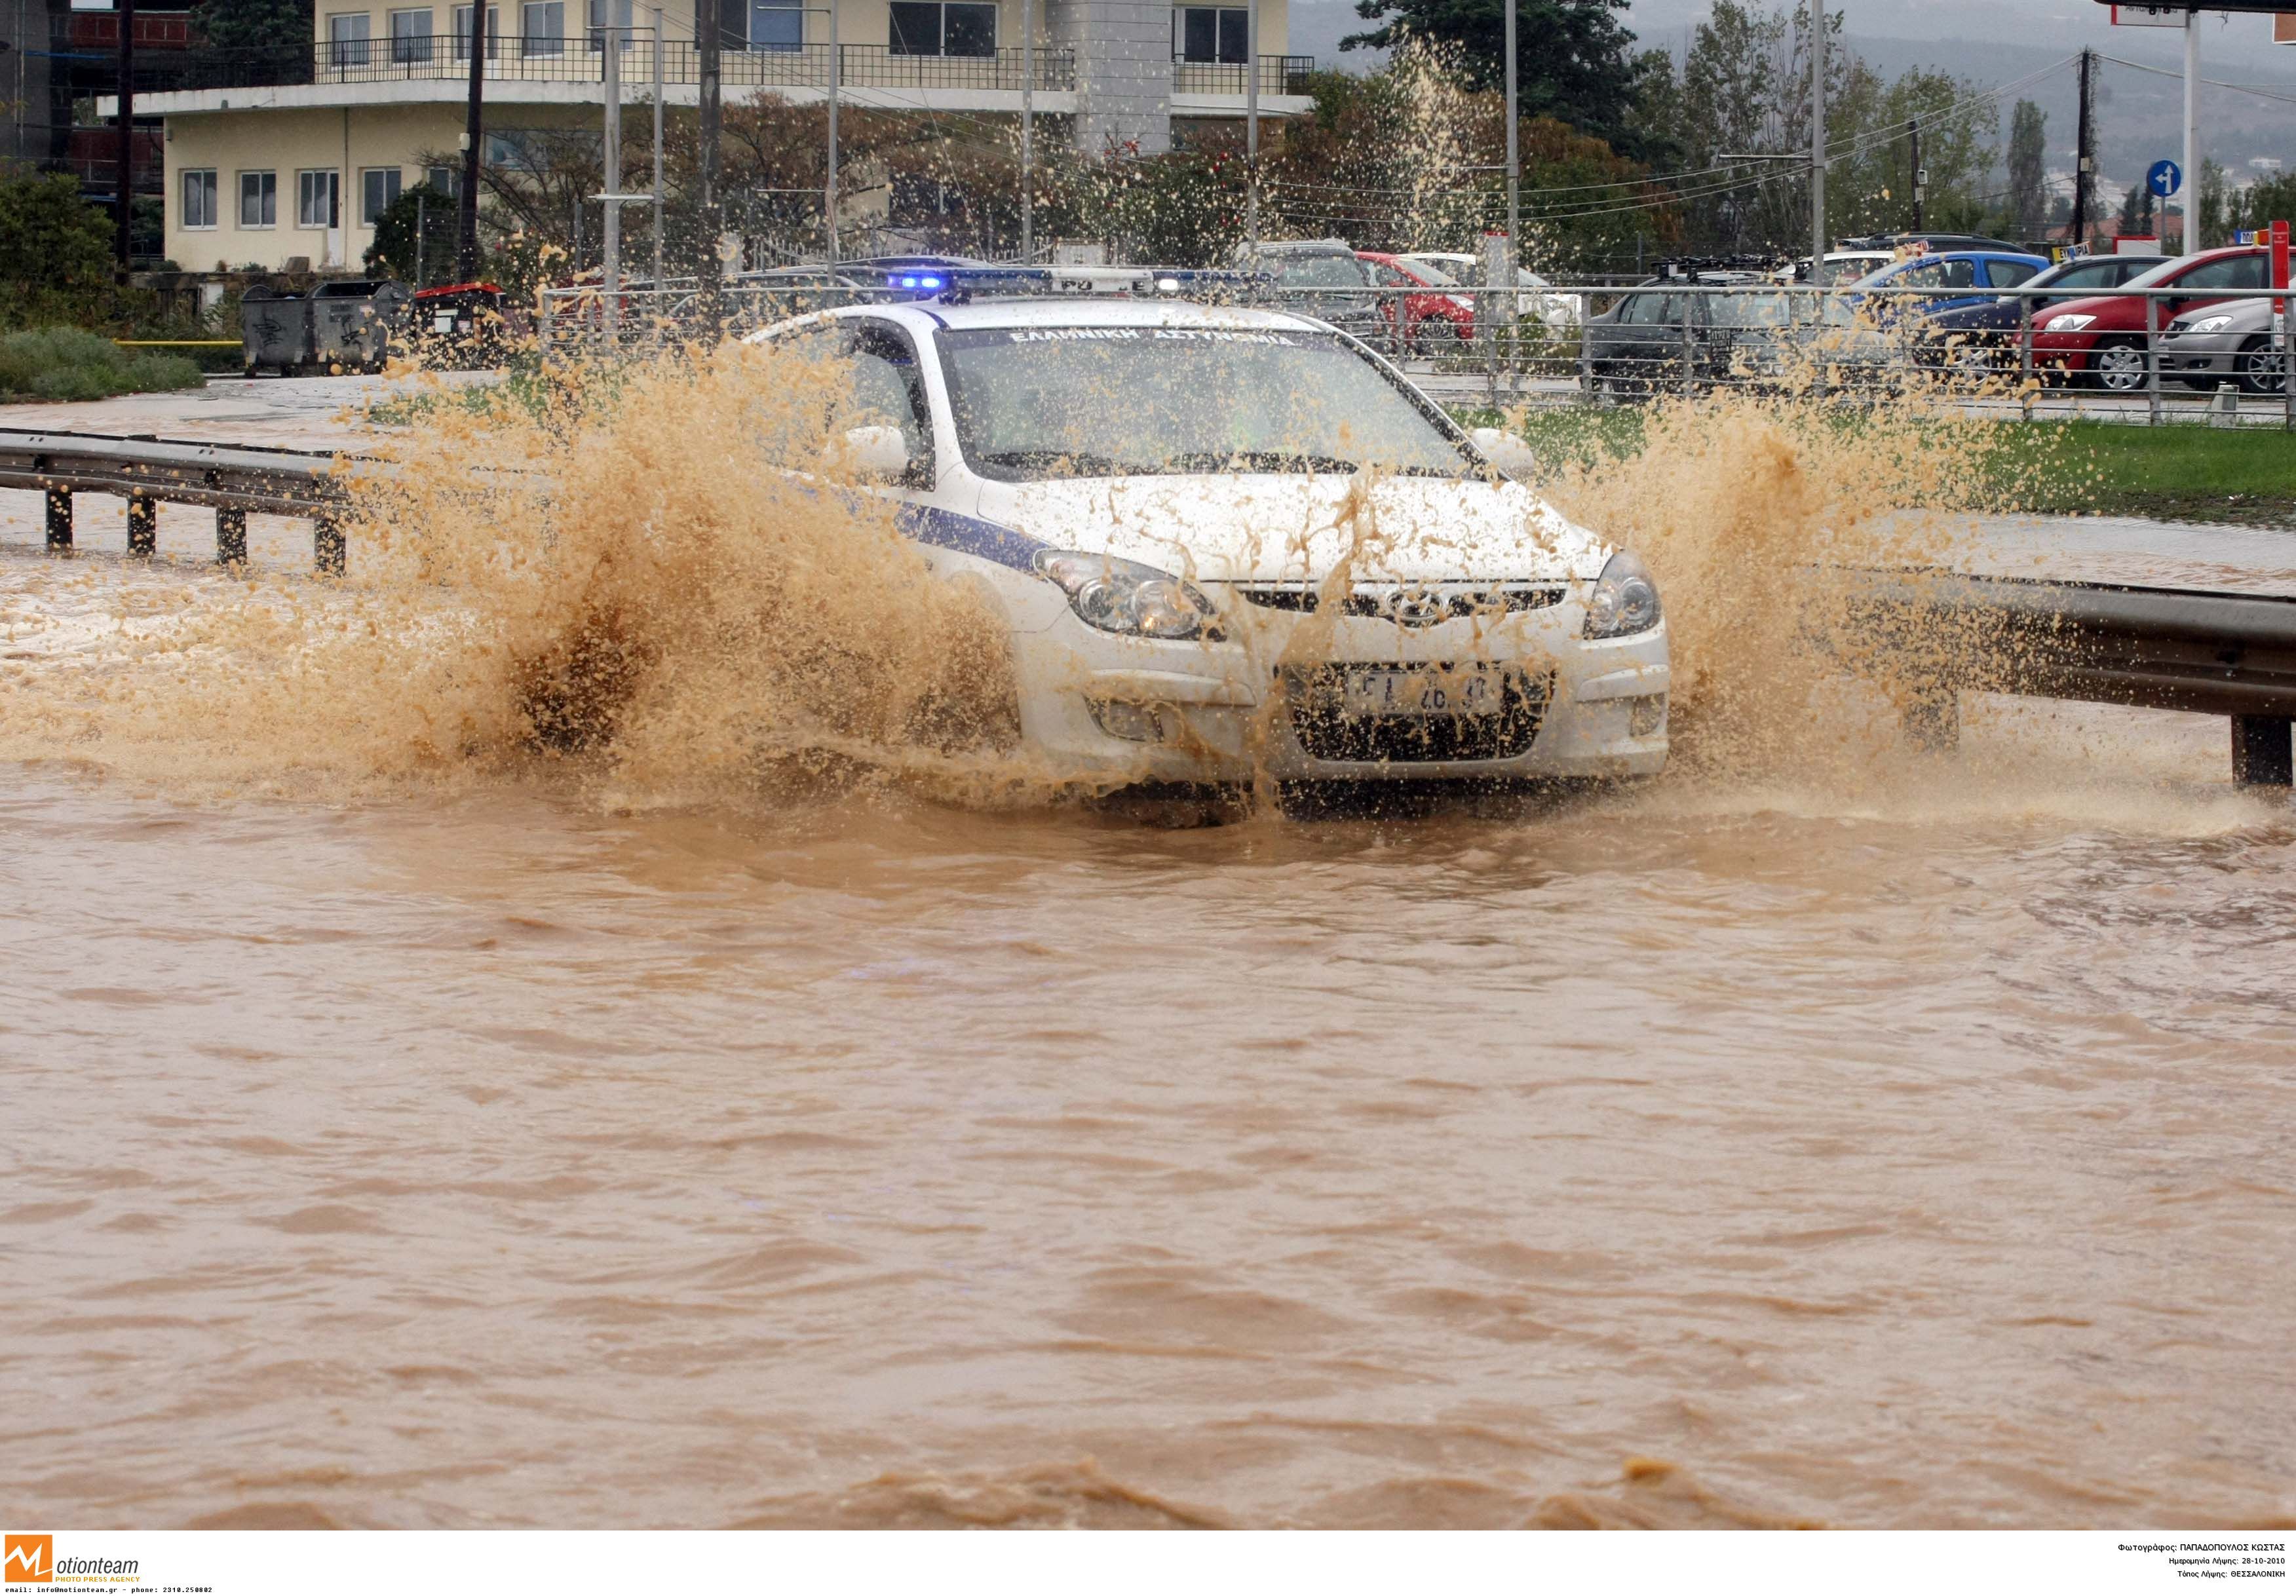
1396, 257, 1459, 286
936, 324, 1475, 482
1710, 291, 1793, 328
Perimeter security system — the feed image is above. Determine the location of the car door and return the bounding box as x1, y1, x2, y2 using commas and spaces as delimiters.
2161, 252, 2268, 322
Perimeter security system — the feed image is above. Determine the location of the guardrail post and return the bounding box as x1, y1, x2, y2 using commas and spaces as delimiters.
44, 485, 73, 552
314, 512, 346, 576
126, 491, 157, 558
2231, 715, 2293, 787
1679, 307, 1694, 400
217, 507, 248, 566
2146, 296, 2161, 427
2284, 288, 2293, 434
2018, 302, 2033, 392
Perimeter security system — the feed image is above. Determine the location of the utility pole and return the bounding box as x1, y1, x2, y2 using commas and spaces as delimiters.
1503, 0, 1518, 286
1020, 0, 1033, 261
2072, 47, 2093, 251
825, 0, 839, 265
2180, 10, 2198, 253
651, 3, 664, 288
1808, 0, 1826, 284
698, 0, 723, 322
602, 6, 621, 337
457, 0, 486, 278
1246, 0, 1259, 257
114, 0, 134, 277
1908, 119, 1922, 231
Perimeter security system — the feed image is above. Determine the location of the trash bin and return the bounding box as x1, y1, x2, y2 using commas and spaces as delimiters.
240, 284, 309, 376
309, 279, 412, 373
408, 281, 509, 369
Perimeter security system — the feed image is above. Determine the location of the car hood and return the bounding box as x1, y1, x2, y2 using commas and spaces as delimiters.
976, 472, 1613, 585
2168, 297, 2282, 333
2033, 291, 2143, 331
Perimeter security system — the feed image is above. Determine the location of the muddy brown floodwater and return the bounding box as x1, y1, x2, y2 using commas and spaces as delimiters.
3, 696, 2293, 1530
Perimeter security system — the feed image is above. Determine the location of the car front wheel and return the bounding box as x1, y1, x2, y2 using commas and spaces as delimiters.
2090, 338, 2149, 392
2237, 337, 2287, 396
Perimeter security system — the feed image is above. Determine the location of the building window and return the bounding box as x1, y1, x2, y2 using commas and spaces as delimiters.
889, 1, 994, 56
239, 170, 277, 227
327, 12, 372, 66
1174, 6, 1246, 64
424, 164, 462, 199
522, 0, 564, 54
452, 4, 500, 56
585, 0, 630, 48
298, 168, 341, 229
181, 168, 218, 229
389, 7, 434, 62
360, 167, 403, 225
746, 0, 800, 50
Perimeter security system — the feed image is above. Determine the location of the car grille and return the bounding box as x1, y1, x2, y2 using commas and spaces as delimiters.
1236, 585, 1565, 622
1286, 666, 1552, 763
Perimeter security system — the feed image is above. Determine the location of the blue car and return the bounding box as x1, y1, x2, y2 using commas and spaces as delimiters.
1846, 250, 2052, 322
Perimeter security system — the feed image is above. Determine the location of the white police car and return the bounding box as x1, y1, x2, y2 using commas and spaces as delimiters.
751, 296, 1668, 787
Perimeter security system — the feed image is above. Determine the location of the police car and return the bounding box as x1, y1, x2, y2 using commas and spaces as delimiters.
749, 295, 1669, 788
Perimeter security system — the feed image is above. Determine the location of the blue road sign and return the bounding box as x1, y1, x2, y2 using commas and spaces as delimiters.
2148, 159, 2182, 199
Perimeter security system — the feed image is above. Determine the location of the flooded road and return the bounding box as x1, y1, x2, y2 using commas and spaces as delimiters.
5, 710, 2293, 1529
3, 377, 2293, 1529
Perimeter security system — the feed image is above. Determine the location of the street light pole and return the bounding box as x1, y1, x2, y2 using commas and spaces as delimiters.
1020, 0, 1033, 261
2181, 10, 2198, 253
602, 12, 621, 337
651, 4, 664, 288
1809, 0, 1826, 284
826, 0, 839, 265
457, 0, 486, 278
1504, 0, 1518, 285
115, 0, 135, 277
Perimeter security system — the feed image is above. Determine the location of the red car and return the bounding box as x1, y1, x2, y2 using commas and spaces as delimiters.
2030, 246, 2272, 390
1358, 251, 1477, 353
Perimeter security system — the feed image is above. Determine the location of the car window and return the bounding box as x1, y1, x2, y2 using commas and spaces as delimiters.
1369, 263, 1417, 288
1275, 255, 1368, 289
1987, 259, 2040, 288
1708, 291, 1791, 328
1618, 293, 1661, 325
2048, 261, 2118, 292
1396, 256, 1461, 286
1897, 259, 1978, 290
2177, 254, 2266, 292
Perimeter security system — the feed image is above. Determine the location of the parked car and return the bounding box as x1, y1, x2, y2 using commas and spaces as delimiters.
1777, 249, 1898, 284
743, 297, 1668, 790
2157, 294, 2289, 394
1917, 252, 2171, 371
2029, 246, 2272, 390
1580, 279, 1903, 396
1234, 240, 1391, 345
1845, 250, 2050, 326
1395, 252, 1582, 330
1357, 251, 1476, 352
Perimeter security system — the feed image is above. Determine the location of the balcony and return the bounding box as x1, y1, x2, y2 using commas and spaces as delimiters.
159, 37, 1075, 94
1170, 54, 1314, 98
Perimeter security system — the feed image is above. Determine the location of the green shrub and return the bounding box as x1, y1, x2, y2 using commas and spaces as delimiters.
0, 327, 206, 402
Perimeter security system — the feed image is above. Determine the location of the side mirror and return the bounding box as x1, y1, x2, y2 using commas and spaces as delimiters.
832, 423, 910, 480
1470, 426, 1538, 483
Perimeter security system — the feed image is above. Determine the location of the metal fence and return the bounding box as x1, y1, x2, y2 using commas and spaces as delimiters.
535, 276, 2296, 428
299, 35, 1077, 90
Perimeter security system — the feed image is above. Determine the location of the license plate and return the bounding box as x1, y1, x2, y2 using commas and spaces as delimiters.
1339, 664, 1506, 717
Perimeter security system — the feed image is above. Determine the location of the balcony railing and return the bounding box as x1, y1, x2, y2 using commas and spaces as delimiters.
163, 37, 1073, 92
1171, 54, 1314, 96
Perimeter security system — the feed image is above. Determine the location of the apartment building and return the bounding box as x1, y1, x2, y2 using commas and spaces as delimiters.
101, 0, 1311, 271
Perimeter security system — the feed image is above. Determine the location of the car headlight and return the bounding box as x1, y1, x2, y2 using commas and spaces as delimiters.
1583, 548, 1662, 639
2184, 314, 2234, 335
2043, 313, 2095, 333
1034, 550, 1221, 640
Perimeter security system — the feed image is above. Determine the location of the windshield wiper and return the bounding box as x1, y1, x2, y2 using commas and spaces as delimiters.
1169, 450, 1468, 480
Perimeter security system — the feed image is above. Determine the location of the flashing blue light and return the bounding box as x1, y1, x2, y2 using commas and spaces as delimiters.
922, 275, 943, 288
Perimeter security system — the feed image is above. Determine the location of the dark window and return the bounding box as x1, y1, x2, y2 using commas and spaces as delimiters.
747, 0, 800, 48
889, 1, 994, 54
1176, 6, 1246, 63
2051, 262, 2118, 292
1987, 259, 2039, 289
1274, 254, 1367, 288
2177, 253, 2267, 292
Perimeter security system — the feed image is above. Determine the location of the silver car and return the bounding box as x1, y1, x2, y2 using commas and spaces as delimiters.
2158, 295, 2289, 394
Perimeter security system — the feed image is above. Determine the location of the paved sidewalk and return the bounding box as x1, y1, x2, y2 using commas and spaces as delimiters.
0, 370, 499, 451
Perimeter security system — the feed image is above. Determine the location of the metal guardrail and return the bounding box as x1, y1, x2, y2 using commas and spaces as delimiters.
0, 428, 351, 573
1848, 569, 2296, 786
4, 426, 2289, 784
533, 276, 2296, 427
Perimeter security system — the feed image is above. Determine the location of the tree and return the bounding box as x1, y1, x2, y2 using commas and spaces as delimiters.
2115, 178, 2155, 239
2006, 99, 2046, 242
364, 182, 458, 283
0, 172, 119, 329
1340, 0, 1647, 154
193, 0, 314, 74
